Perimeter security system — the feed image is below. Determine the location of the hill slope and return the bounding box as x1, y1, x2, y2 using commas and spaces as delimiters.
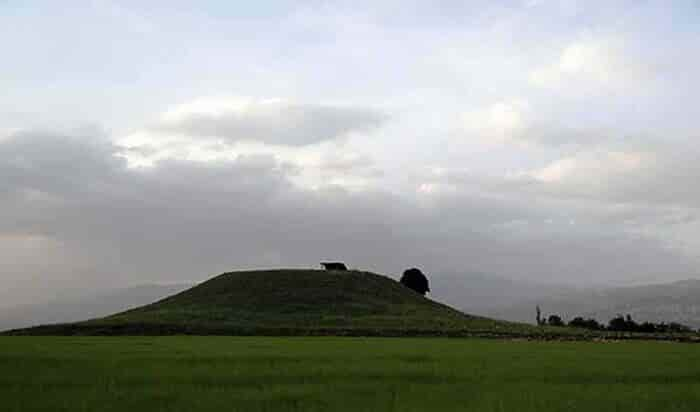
0, 284, 192, 332
9, 269, 537, 336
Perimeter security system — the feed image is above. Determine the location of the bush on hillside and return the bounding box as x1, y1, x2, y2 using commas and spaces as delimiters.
400, 268, 430, 295
547, 314, 565, 327
568, 317, 604, 330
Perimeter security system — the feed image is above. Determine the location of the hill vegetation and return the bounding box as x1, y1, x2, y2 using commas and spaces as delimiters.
8, 269, 536, 337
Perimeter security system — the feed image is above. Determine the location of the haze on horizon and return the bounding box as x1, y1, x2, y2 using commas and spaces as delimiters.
2, 0, 700, 308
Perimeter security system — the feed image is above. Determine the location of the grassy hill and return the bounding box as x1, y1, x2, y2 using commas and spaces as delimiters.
7, 269, 543, 337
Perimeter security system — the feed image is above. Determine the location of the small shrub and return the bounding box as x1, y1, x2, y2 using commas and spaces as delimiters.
547, 314, 565, 327
400, 268, 430, 295
568, 317, 603, 331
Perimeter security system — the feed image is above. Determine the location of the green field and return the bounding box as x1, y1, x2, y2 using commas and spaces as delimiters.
2, 337, 699, 411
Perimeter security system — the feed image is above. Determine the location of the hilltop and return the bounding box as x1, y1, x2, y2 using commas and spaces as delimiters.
7, 269, 539, 337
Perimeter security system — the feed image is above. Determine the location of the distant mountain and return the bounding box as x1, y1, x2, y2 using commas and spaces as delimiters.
485, 279, 700, 329
430, 272, 573, 314
0, 283, 191, 331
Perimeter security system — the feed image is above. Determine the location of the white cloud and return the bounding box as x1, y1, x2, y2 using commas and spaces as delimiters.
461, 99, 530, 146
529, 35, 652, 94
153, 96, 386, 146
116, 97, 388, 192
458, 99, 616, 148
530, 150, 647, 183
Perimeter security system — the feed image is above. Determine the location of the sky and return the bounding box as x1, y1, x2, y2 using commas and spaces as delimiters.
2, 0, 700, 306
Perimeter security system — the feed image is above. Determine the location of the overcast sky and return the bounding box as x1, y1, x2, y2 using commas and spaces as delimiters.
2, 0, 700, 306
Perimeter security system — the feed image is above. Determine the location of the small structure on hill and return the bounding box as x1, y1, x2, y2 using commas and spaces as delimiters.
321, 262, 348, 271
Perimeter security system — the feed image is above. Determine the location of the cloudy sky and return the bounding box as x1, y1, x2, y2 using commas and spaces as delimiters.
2, 0, 700, 306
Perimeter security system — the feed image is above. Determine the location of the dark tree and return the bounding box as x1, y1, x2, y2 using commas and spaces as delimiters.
400, 268, 430, 295
566, 314, 692, 334
608, 314, 639, 332
667, 322, 692, 333
568, 316, 585, 328
638, 321, 657, 333
536, 305, 543, 326
547, 314, 565, 327
608, 315, 628, 331
654, 322, 691, 334
568, 317, 602, 330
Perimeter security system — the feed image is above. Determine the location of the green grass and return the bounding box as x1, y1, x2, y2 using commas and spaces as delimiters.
11, 269, 545, 337
1, 337, 700, 411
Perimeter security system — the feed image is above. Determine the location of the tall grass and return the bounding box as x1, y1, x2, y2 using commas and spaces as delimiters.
1, 336, 699, 411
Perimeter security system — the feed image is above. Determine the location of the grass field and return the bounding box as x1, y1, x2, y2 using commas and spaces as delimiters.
1, 337, 699, 411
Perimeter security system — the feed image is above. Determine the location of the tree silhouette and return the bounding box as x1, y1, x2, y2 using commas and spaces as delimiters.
608, 315, 628, 331
568, 317, 603, 330
400, 268, 430, 295
565, 313, 693, 333
547, 314, 564, 327
608, 314, 638, 332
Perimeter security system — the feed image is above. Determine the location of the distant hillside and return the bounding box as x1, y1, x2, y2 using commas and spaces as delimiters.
0, 284, 192, 332
487, 279, 700, 328
8, 269, 538, 337
430, 272, 572, 314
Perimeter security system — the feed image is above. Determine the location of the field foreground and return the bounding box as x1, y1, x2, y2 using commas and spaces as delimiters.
2, 337, 700, 411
